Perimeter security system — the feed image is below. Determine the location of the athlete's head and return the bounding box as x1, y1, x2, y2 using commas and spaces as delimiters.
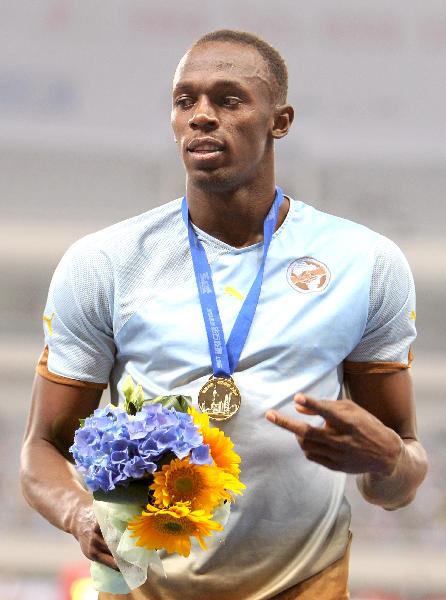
192, 30, 289, 106
171, 29, 294, 193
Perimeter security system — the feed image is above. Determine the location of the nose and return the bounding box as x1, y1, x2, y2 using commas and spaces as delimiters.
188, 96, 218, 132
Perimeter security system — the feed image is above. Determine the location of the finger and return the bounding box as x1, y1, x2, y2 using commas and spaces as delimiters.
302, 451, 345, 472
299, 432, 346, 453
295, 395, 347, 427
85, 538, 119, 571
88, 524, 117, 564
293, 394, 318, 415
94, 551, 119, 571
95, 537, 115, 556
93, 521, 104, 535
265, 410, 310, 436
295, 405, 318, 416
265, 410, 341, 448
92, 524, 112, 552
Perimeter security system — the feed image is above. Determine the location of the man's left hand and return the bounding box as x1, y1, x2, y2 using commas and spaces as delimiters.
265, 394, 403, 476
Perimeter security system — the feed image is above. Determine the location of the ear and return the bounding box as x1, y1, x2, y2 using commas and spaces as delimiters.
272, 104, 294, 139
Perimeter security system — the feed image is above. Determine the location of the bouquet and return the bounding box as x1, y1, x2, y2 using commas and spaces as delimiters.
70, 376, 245, 593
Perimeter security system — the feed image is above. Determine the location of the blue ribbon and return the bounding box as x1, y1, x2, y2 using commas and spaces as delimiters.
182, 187, 284, 378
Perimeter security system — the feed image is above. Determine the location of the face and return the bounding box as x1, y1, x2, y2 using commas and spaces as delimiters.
171, 42, 282, 192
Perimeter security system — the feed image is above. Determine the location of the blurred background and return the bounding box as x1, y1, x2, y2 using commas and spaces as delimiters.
1, 0, 445, 599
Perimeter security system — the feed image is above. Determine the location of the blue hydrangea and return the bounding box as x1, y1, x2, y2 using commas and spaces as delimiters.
70, 404, 211, 492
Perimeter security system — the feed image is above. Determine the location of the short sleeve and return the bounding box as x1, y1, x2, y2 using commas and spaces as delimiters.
37, 238, 116, 387
344, 235, 416, 374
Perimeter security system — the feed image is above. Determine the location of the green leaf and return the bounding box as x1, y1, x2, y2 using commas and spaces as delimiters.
143, 394, 192, 413
122, 375, 135, 403
133, 384, 145, 408
122, 375, 145, 415
121, 375, 192, 416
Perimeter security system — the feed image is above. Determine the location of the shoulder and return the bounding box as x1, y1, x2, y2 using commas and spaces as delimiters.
372, 234, 412, 271
288, 200, 414, 275
368, 234, 415, 312
49, 198, 189, 336
49, 198, 184, 308
64, 198, 184, 266
290, 199, 380, 246
286, 200, 381, 273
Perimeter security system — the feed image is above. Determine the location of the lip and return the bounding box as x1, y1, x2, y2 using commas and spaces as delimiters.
187, 137, 226, 153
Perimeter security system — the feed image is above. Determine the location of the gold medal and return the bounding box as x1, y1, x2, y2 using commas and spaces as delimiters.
198, 376, 241, 421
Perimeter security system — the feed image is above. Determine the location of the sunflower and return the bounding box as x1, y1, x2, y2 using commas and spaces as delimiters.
188, 407, 243, 478
150, 456, 234, 512
127, 501, 223, 556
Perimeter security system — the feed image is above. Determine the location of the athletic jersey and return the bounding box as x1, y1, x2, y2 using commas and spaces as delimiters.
38, 196, 416, 600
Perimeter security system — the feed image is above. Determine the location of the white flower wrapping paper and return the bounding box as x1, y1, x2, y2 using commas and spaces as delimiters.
91, 497, 231, 593
91, 498, 165, 593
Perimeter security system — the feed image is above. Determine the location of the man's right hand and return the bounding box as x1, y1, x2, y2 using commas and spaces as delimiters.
72, 501, 119, 571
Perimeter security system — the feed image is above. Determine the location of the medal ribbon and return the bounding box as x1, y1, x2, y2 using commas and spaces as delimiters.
182, 187, 284, 378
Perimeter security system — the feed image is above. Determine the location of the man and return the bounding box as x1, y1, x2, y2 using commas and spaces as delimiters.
21, 30, 427, 600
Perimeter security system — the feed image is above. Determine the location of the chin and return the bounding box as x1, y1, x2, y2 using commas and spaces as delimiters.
188, 170, 238, 193
187, 166, 254, 194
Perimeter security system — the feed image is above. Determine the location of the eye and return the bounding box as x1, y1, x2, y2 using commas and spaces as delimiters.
221, 96, 241, 107
175, 96, 195, 109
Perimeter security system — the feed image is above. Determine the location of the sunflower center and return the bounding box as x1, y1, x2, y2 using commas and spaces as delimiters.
164, 521, 182, 533
155, 515, 195, 536
175, 476, 193, 494
167, 467, 200, 501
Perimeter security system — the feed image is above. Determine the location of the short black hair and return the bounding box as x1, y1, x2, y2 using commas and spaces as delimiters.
192, 29, 288, 105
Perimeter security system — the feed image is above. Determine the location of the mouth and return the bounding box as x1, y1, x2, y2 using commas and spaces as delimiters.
187, 137, 226, 160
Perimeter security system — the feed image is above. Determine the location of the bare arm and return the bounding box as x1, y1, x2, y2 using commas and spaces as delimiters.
265, 370, 428, 510
345, 370, 428, 510
20, 374, 118, 569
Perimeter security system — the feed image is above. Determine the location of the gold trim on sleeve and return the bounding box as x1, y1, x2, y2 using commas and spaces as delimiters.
343, 348, 413, 375
36, 346, 108, 390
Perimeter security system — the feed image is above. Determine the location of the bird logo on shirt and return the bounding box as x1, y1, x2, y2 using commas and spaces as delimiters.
287, 258, 330, 293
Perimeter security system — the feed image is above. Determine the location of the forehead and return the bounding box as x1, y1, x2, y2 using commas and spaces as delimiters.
173, 41, 273, 96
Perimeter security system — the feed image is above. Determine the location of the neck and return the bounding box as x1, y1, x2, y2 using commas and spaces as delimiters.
185, 179, 289, 248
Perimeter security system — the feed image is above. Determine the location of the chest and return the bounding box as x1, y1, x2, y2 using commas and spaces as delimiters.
114, 245, 370, 393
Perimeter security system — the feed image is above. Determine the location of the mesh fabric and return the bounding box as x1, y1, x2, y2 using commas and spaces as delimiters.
347, 235, 416, 363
